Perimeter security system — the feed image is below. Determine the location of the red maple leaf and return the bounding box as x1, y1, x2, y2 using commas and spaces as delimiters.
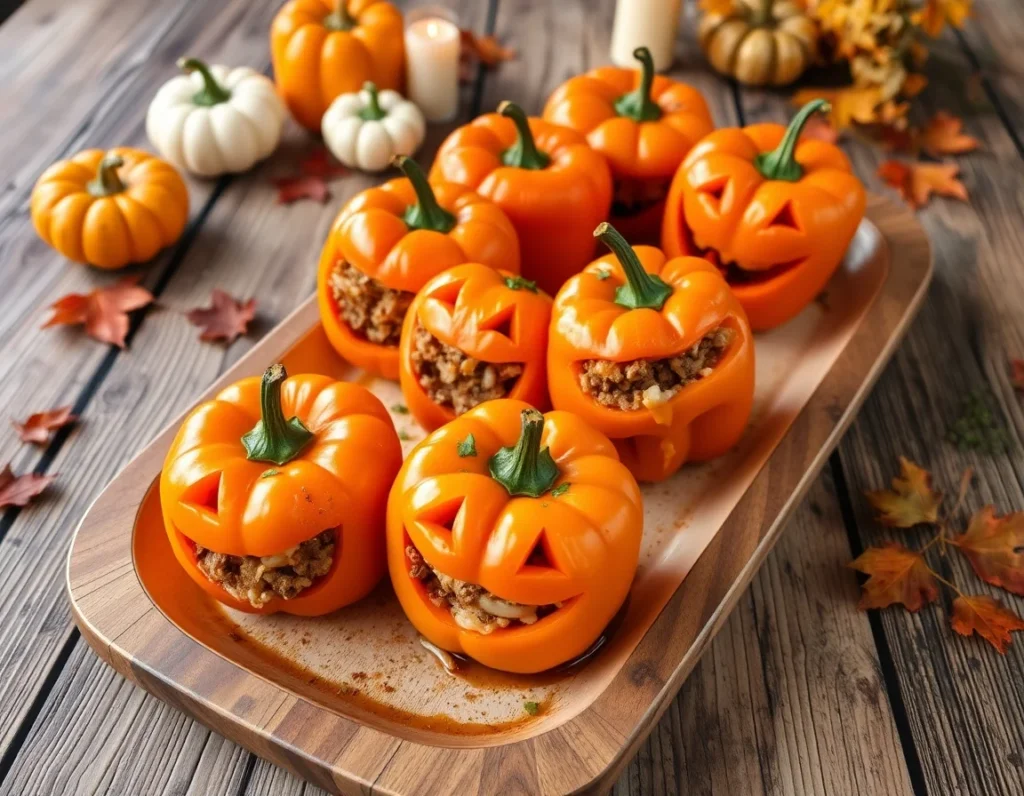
1011, 358, 1024, 391
950, 594, 1024, 654
0, 464, 55, 508
300, 147, 348, 180
274, 175, 330, 205
12, 406, 77, 445
849, 543, 939, 611
42, 278, 154, 348
951, 506, 1024, 596
185, 290, 257, 343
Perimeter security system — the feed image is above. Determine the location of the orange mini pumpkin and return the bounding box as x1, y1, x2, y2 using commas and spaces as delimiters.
661, 100, 866, 330
549, 223, 755, 483
271, 0, 405, 131
161, 364, 402, 615
30, 148, 188, 270
543, 47, 714, 244
398, 263, 552, 432
317, 157, 520, 380
387, 400, 643, 673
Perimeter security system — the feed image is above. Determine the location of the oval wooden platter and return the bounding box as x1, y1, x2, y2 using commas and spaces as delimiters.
67, 194, 931, 795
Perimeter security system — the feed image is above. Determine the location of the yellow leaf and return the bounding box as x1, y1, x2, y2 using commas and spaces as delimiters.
864, 457, 942, 527
914, 0, 972, 38
792, 86, 882, 129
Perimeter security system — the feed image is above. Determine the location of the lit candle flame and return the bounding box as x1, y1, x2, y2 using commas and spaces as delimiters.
426, 20, 440, 38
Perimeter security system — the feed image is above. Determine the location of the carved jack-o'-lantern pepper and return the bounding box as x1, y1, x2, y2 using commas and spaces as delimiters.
161, 364, 402, 615
543, 47, 714, 244
317, 157, 520, 380
429, 102, 613, 296
387, 400, 643, 674
398, 263, 553, 432
549, 223, 755, 483
661, 100, 866, 331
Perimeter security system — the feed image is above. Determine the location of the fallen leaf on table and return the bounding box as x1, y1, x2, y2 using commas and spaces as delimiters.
879, 124, 918, 153
792, 86, 883, 130
800, 117, 839, 144
877, 160, 968, 208
699, 0, 734, 13
186, 289, 257, 343
913, 0, 972, 38
1011, 358, 1024, 391
274, 175, 330, 204
12, 406, 77, 445
951, 506, 1024, 596
300, 147, 348, 180
950, 594, 1024, 653
0, 463, 55, 508
864, 456, 941, 527
42, 278, 154, 348
919, 111, 980, 157
460, 30, 516, 68
902, 73, 929, 98
849, 543, 939, 611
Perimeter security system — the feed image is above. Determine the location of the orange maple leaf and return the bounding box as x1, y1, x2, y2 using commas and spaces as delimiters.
42, 278, 154, 348
11, 406, 77, 445
849, 543, 939, 611
460, 30, 516, 68
951, 506, 1024, 596
913, 0, 972, 38
919, 112, 980, 157
792, 86, 882, 129
864, 456, 942, 527
950, 594, 1024, 653
0, 464, 55, 508
877, 160, 968, 209
698, 0, 734, 14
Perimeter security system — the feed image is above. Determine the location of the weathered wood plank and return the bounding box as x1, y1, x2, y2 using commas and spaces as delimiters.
737, 25, 1024, 796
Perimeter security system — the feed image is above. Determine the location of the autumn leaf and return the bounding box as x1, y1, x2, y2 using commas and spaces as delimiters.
460, 30, 516, 68
274, 175, 330, 205
0, 464, 55, 508
300, 147, 347, 180
950, 594, 1024, 653
12, 406, 77, 445
877, 160, 968, 209
849, 543, 939, 611
186, 289, 256, 344
1011, 358, 1024, 391
800, 117, 839, 144
864, 456, 942, 527
913, 0, 972, 38
42, 278, 154, 348
792, 86, 882, 130
951, 506, 1024, 596
698, 0, 734, 14
919, 112, 980, 157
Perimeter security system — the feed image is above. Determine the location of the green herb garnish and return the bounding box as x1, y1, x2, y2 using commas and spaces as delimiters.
260, 469, 280, 478
398, 429, 412, 441
523, 701, 540, 716
391, 403, 409, 414
596, 268, 612, 281
504, 276, 538, 293
457, 433, 477, 457
550, 482, 570, 497
946, 389, 1012, 454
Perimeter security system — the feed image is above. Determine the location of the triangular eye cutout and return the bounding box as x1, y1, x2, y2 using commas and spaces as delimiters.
182, 471, 222, 514
418, 496, 464, 533
520, 530, 560, 574
766, 201, 800, 231
479, 304, 516, 343
425, 278, 467, 311
699, 177, 729, 208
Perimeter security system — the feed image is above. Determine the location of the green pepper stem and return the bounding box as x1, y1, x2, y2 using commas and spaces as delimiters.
595, 222, 673, 310
499, 101, 551, 170
241, 364, 315, 466
754, 99, 830, 182
87, 153, 127, 197
489, 408, 560, 498
393, 156, 457, 233
358, 81, 387, 121
177, 57, 232, 106
323, 0, 356, 30
613, 47, 662, 122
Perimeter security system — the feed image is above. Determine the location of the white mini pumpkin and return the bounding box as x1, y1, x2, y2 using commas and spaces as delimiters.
322, 82, 426, 173
146, 57, 286, 178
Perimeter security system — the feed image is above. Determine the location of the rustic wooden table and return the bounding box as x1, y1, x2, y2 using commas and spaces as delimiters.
1, 0, 1022, 793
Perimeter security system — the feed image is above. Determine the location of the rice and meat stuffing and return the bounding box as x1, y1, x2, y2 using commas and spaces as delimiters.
329, 260, 412, 346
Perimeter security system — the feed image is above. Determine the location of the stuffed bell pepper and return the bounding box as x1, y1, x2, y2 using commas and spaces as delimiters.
399, 263, 552, 432
662, 100, 866, 330
429, 102, 612, 296
543, 47, 713, 243
318, 156, 520, 380
387, 400, 643, 674
549, 223, 755, 483
161, 364, 402, 615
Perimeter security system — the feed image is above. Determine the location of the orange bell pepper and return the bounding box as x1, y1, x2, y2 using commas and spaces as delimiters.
271, 0, 405, 131
387, 400, 642, 673
661, 100, 867, 331
161, 364, 402, 615
543, 47, 713, 244
429, 102, 612, 296
317, 156, 520, 380
398, 263, 553, 432
548, 223, 755, 483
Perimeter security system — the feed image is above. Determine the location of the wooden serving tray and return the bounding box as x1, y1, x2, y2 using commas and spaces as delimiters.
68, 195, 930, 795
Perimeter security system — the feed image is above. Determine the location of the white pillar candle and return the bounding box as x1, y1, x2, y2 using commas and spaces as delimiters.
404, 7, 461, 123
610, 0, 682, 72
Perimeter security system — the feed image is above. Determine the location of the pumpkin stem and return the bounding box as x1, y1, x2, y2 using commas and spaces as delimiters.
614, 47, 662, 122
489, 408, 561, 498
241, 364, 315, 466
358, 81, 387, 121
393, 156, 457, 233
752, 0, 775, 26
754, 99, 829, 182
177, 57, 232, 106
498, 101, 551, 170
323, 0, 356, 30
595, 222, 673, 311
87, 153, 127, 197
